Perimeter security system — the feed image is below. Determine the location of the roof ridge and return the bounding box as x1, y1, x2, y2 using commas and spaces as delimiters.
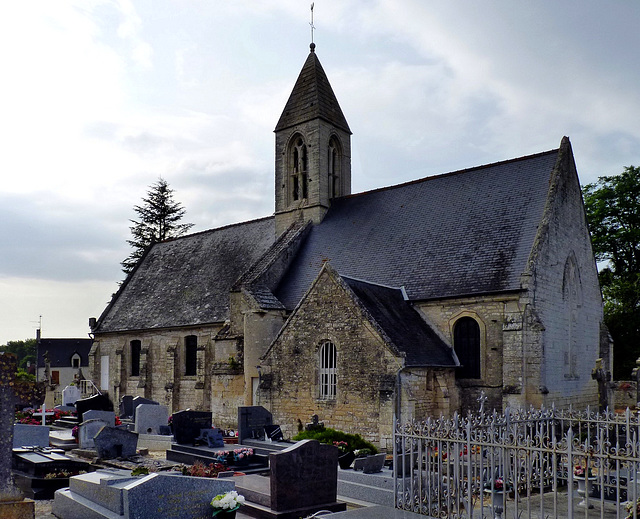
161, 215, 274, 244
339, 147, 560, 201
341, 275, 402, 292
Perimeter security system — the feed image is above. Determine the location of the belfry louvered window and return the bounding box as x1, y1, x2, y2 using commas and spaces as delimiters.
319, 340, 337, 400
454, 317, 481, 379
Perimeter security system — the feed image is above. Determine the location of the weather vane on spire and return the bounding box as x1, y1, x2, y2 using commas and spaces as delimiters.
310, 3, 315, 45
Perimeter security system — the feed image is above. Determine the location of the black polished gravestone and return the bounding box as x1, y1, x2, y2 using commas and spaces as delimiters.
75, 393, 114, 423
238, 406, 273, 442
171, 410, 212, 445
119, 395, 134, 419
12, 448, 92, 499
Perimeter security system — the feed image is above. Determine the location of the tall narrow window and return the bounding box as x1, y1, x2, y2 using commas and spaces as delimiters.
291, 137, 308, 201
454, 317, 481, 379
185, 335, 197, 376
328, 137, 340, 199
130, 340, 141, 376
319, 340, 337, 400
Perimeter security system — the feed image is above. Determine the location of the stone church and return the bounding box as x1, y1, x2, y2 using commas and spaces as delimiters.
89, 44, 609, 449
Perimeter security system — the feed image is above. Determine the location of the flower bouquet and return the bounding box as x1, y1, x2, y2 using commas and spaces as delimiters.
211, 490, 245, 517
485, 477, 511, 492
574, 465, 593, 478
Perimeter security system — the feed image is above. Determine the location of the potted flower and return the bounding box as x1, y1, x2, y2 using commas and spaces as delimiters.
334, 441, 355, 469
211, 490, 245, 518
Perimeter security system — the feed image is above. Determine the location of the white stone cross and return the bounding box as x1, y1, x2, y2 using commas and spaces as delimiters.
31, 402, 55, 426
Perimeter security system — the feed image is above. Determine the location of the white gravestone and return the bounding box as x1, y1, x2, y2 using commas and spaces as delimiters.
62, 385, 82, 406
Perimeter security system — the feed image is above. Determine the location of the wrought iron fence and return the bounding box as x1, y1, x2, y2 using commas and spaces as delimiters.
394, 404, 640, 518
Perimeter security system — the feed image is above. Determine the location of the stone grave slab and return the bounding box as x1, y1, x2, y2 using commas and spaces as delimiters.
269, 439, 344, 512
75, 393, 114, 423
62, 385, 81, 406
93, 427, 138, 459
124, 473, 235, 519
131, 396, 158, 421
353, 453, 386, 474
83, 410, 116, 427
171, 410, 211, 445
264, 424, 283, 441
134, 404, 168, 435
78, 419, 108, 449
12, 448, 91, 499
13, 424, 50, 448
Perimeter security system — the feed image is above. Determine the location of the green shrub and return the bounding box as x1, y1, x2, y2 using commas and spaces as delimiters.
292, 427, 377, 454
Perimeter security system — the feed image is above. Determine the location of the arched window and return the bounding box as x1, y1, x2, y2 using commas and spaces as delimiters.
454, 317, 481, 379
71, 352, 81, 369
562, 255, 582, 378
130, 340, 141, 376
319, 340, 337, 400
328, 137, 341, 199
290, 136, 308, 201
185, 335, 197, 376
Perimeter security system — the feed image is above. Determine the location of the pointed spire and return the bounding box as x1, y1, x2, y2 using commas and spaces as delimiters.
275, 50, 351, 134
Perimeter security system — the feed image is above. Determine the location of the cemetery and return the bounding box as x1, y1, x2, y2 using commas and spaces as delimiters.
5, 369, 640, 519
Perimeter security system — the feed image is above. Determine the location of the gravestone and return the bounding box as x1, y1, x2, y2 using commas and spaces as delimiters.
119, 395, 134, 418
78, 419, 108, 449
131, 396, 158, 422
13, 424, 50, 448
134, 404, 168, 435
1, 352, 35, 516
264, 424, 283, 442
353, 453, 386, 474
195, 428, 224, 448
269, 439, 341, 511
93, 427, 138, 459
53, 470, 235, 519
238, 405, 273, 442
83, 410, 116, 427
171, 410, 211, 445
75, 393, 114, 423
61, 385, 81, 406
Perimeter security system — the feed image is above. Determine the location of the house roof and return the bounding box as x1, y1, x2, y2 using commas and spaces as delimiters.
342, 276, 457, 367
94, 217, 276, 333
275, 148, 560, 310
37, 338, 92, 368
275, 46, 351, 134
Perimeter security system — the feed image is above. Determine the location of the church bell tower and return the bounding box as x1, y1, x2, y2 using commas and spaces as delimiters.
274, 43, 352, 236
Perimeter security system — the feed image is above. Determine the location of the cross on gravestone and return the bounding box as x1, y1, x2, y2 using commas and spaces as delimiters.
477, 390, 488, 415
32, 402, 55, 426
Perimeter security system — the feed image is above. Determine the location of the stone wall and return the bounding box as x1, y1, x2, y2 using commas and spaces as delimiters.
92, 323, 244, 422
524, 142, 603, 410
261, 267, 453, 450
418, 294, 518, 413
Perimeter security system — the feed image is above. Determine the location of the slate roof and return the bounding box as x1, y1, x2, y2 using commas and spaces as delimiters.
275, 46, 351, 134
343, 277, 457, 367
275, 149, 559, 310
95, 217, 276, 333
37, 338, 92, 368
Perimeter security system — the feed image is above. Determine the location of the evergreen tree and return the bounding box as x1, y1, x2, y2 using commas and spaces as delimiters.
583, 166, 640, 378
121, 178, 194, 276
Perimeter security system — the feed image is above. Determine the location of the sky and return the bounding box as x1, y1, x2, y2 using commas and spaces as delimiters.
1, 1, 639, 345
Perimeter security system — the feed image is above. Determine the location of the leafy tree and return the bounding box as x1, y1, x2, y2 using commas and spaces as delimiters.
583, 166, 640, 379
0, 339, 37, 370
121, 178, 194, 275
